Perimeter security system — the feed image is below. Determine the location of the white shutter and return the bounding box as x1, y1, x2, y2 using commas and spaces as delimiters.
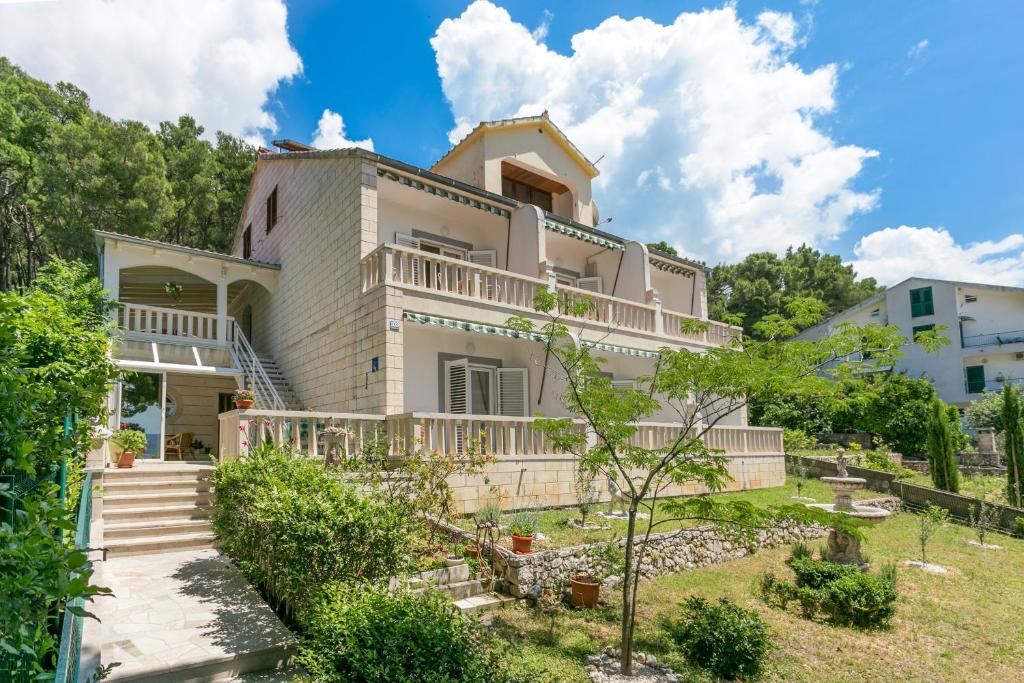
497, 368, 529, 417
577, 276, 603, 294
468, 249, 498, 299
611, 379, 636, 391
444, 358, 470, 413
395, 233, 421, 286
468, 249, 497, 268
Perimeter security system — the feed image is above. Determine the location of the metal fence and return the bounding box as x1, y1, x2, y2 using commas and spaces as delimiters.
53, 471, 94, 683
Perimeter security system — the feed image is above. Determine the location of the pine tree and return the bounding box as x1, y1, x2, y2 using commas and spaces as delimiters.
1001, 383, 1024, 507
926, 397, 960, 493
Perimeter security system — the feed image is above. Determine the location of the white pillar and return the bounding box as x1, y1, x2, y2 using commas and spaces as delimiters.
216, 279, 228, 343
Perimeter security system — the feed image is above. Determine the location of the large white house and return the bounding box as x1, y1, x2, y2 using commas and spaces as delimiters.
796, 276, 1024, 407
95, 114, 784, 516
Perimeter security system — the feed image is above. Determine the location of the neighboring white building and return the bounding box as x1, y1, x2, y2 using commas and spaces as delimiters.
796, 277, 1024, 407
94, 114, 784, 511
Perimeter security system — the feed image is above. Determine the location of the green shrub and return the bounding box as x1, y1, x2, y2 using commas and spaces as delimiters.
299, 584, 533, 683
1015, 517, 1024, 537
863, 450, 916, 479
211, 445, 410, 616
783, 428, 815, 452
789, 541, 813, 561
821, 570, 898, 628
788, 557, 859, 589
668, 596, 772, 680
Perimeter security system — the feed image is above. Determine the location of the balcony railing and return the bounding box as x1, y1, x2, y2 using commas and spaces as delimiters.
362, 243, 738, 344
117, 302, 233, 344
962, 329, 1024, 348
218, 410, 783, 461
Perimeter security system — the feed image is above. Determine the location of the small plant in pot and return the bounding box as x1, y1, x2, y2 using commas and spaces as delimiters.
233, 388, 255, 409
112, 427, 147, 468
507, 510, 539, 555
571, 540, 625, 608
445, 542, 466, 567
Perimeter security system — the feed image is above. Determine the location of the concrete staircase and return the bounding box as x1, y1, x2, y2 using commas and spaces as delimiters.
102, 465, 216, 557
254, 354, 302, 410
411, 564, 516, 615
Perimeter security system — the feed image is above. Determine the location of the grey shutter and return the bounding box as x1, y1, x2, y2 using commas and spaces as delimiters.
497, 368, 529, 417
395, 233, 421, 286
468, 249, 499, 298
576, 276, 603, 294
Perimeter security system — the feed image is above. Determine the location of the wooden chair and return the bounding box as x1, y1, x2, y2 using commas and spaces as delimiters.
165, 432, 194, 461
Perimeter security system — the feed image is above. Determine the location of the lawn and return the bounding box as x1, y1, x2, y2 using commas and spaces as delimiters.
488, 500, 1024, 682
458, 477, 880, 550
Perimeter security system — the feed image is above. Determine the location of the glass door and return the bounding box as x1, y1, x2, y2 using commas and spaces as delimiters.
117, 371, 166, 460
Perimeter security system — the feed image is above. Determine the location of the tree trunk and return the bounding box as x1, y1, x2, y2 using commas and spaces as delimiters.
619, 506, 637, 676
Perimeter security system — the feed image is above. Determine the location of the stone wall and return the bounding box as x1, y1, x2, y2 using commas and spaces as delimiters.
448, 453, 785, 514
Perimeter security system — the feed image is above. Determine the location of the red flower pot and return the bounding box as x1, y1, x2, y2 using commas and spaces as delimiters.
118, 451, 137, 469
570, 574, 600, 608
234, 399, 254, 409
511, 534, 534, 555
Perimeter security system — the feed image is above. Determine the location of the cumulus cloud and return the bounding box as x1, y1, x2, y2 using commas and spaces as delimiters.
908, 39, 929, 58
0, 0, 302, 141
849, 226, 1024, 286
430, 1, 878, 262
311, 109, 374, 151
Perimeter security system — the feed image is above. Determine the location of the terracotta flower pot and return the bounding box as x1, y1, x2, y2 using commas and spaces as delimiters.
118, 451, 137, 469
570, 574, 600, 608
234, 399, 254, 409
464, 545, 480, 559
510, 534, 534, 555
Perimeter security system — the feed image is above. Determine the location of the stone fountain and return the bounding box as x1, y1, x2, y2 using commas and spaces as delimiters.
805, 450, 890, 565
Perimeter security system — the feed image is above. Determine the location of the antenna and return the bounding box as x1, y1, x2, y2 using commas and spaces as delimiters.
593, 154, 606, 166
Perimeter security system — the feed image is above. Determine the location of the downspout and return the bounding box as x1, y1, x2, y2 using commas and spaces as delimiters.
504, 214, 512, 270
689, 270, 698, 316
611, 250, 624, 298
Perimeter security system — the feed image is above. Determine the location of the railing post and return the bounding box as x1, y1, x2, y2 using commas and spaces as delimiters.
648, 289, 664, 335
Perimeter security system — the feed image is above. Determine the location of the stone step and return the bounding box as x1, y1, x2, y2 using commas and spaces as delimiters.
103, 467, 213, 482
104, 531, 217, 557
453, 592, 515, 615
416, 578, 490, 601
104, 518, 213, 541
107, 644, 294, 682
103, 503, 213, 523
103, 491, 214, 510
104, 479, 213, 495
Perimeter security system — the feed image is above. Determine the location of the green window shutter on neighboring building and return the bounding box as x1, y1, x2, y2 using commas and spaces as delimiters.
965, 365, 986, 394
909, 286, 934, 318
912, 323, 935, 342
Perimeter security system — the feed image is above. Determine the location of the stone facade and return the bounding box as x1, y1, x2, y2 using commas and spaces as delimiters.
447, 453, 786, 514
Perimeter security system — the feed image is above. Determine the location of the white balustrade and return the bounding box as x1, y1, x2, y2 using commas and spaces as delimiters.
555, 284, 657, 333
662, 308, 742, 347
117, 302, 231, 344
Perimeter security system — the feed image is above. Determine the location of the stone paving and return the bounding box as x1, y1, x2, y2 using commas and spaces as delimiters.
100, 548, 295, 681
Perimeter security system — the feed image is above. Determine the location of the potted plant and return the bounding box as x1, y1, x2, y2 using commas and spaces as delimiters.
507, 511, 539, 555
571, 540, 624, 609
233, 388, 255, 409
445, 543, 466, 567
112, 427, 147, 468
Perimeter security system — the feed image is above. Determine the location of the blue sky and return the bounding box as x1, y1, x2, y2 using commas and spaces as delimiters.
1, 0, 1022, 283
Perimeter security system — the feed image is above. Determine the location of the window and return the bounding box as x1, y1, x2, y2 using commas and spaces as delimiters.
965, 365, 986, 394
909, 286, 934, 318
912, 324, 934, 342
964, 295, 978, 303
444, 358, 528, 417
266, 186, 278, 233
501, 176, 553, 212
242, 223, 252, 259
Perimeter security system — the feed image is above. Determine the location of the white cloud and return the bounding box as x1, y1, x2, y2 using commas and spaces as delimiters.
430, 1, 878, 262
908, 39, 929, 58
311, 109, 374, 151
849, 226, 1024, 286
0, 0, 302, 141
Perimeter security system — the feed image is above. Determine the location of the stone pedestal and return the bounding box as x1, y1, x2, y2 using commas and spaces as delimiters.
826, 528, 863, 565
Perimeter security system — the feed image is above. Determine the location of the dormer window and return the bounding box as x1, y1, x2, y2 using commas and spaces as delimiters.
501, 176, 552, 212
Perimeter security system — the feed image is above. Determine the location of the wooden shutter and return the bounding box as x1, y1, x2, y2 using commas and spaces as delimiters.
497, 368, 529, 417
468, 250, 498, 298
576, 276, 603, 294
910, 286, 934, 317
444, 358, 470, 413
965, 365, 986, 394
395, 233, 422, 286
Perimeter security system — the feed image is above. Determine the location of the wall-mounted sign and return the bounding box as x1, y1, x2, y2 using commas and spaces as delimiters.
388, 319, 401, 332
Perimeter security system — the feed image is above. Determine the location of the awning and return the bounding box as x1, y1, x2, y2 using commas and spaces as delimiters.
403, 312, 660, 359
113, 339, 242, 375
544, 218, 624, 250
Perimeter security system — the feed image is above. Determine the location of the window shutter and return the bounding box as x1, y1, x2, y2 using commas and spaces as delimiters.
576, 276, 603, 294
965, 365, 986, 394
611, 379, 636, 391
395, 233, 422, 286
497, 368, 529, 417
468, 250, 498, 298
444, 359, 470, 413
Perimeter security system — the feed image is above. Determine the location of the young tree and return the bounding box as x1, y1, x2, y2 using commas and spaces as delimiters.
1001, 383, 1024, 507
926, 397, 961, 493
917, 504, 949, 564
508, 291, 911, 675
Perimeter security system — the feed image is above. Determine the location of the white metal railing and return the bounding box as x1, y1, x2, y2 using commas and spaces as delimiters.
217, 409, 783, 461
662, 309, 742, 347
231, 322, 286, 412
362, 243, 543, 309
556, 284, 657, 333
117, 302, 233, 344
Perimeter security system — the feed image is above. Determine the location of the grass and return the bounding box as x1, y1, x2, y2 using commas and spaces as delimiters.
489, 504, 1024, 682
907, 472, 1009, 505
458, 477, 880, 550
